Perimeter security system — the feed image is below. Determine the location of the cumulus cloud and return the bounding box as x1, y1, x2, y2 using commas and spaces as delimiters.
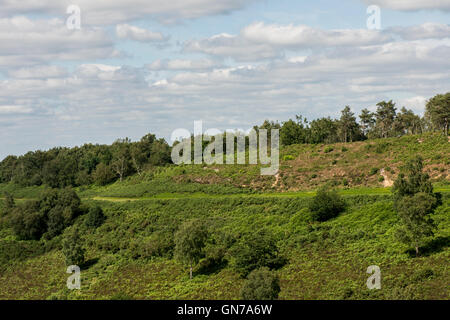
242, 22, 392, 47
185, 22, 393, 61
116, 24, 168, 42
0, 0, 259, 25
0, 16, 116, 68
361, 0, 450, 11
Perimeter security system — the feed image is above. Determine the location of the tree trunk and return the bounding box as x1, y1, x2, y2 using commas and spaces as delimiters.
415, 246, 419, 256
189, 264, 193, 280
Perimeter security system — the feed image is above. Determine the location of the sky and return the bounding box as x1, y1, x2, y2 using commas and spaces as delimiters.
0, 0, 449, 159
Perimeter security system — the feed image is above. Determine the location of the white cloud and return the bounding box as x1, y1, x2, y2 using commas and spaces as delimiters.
242, 22, 392, 47
0, 16, 116, 68
116, 24, 167, 42
389, 23, 450, 40
0, 0, 258, 25
185, 22, 393, 61
0, 105, 33, 114
148, 59, 220, 71
8, 65, 67, 79
361, 0, 450, 11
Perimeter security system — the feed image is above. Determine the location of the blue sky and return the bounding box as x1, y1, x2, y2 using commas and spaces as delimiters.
0, 0, 449, 159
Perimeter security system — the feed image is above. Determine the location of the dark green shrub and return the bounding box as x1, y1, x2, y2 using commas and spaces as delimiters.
231, 229, 285, 277
309, 188, 346, 222
324, 147, 334, 153
85, 206, 106, 228
240, 267, 281, 300
62, 228, 85, 266
370, 167, 379, 176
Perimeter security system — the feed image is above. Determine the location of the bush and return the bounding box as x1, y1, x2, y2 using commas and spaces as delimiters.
62, 228, 85, 266
231, 229, 285, 277
309, 188, 346, 222
85, 206, 106, 229
370, 167, 379, 176
324, 147, 334, 153
240, 267, 281, 300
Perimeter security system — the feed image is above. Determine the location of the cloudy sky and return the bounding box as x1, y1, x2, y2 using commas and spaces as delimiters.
0, 0, 449, 159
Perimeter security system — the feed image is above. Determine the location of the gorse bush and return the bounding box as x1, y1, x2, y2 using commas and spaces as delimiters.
240, 267, 281, 300
309, 188, 346, 222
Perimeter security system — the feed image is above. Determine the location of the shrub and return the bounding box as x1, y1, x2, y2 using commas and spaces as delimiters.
370, 167, 379, 176
231, 229, 285, 277
283, 155, 295, 161
378, 176, 385, 182
341, 147, 348, 152
62, 228, 85, 266
309, 188, 346, 222
85, 206, 106, 229
240, 267, 281, 300
324, 147, 334, 153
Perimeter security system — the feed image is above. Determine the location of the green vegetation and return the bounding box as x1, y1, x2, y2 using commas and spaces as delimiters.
0, 93, 448, 300
240, 267, 281, 300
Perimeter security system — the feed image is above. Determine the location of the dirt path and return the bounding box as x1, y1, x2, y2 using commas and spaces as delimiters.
380, 168, 394, 187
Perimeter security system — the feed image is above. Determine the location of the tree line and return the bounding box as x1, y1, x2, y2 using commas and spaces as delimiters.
276, 93, 449, 146
0, 134, 171, 188
0, 93, 448, 188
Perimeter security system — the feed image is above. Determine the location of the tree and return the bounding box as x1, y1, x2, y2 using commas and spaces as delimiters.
338, 106, 360, 143
392, 156, 438, 256
392, 156, 433, 203
3, 192, 15, 210
309, 187, 346, 222
395, 107, 422, 135
280, 116, 308, 145
359, 108, 375, 137
240, 267, 281, 300
10, 201, 46, 240
425, 93, 450, 136
395, 193, 436, 256
85, 206, 106, 228
111, 138, 132, 182
308, 117, 339, 144
375, 100, 397, 138
92, 163, 116, 186
62, 228, 85, 266
174, 220, 208, 279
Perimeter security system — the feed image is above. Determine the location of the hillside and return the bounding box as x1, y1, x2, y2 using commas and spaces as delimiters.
0, 133, 448, 300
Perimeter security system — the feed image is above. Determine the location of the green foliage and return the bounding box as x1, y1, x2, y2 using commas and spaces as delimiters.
309, 188, 346, 222
85, 206, 106, 229
231, 229, 285, 277
393, 156, 434, 201
395, 193, 437, 255
324, 146, 334, 153
240, 267, 281, 300
9, 188, 81, 240
174, 219, 209, 279
62, 228, 85, 266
